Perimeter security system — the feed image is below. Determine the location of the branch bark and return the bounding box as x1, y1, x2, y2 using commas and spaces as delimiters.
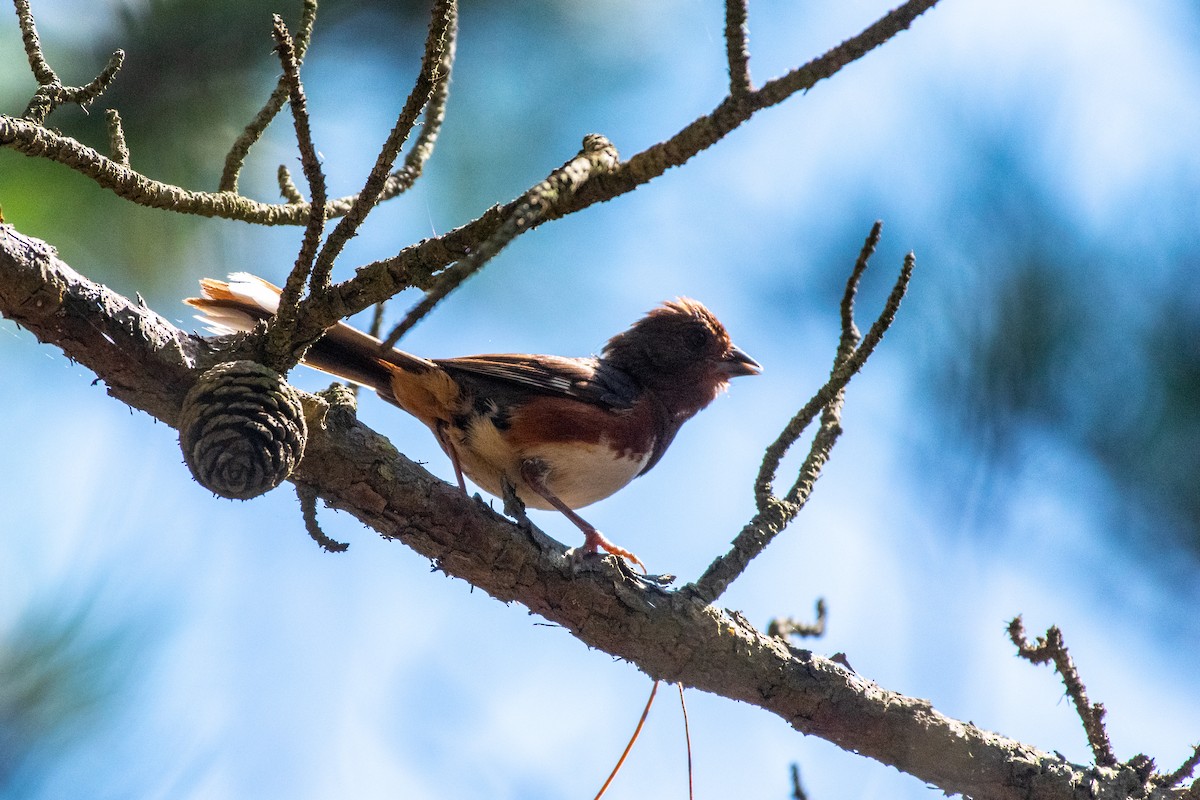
0, 225, 1185, 800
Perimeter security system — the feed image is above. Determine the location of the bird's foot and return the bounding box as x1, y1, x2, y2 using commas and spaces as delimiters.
570, 528, 647, 574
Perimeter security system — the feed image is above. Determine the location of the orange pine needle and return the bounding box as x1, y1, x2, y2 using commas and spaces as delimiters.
593, 679, 660, 800
678, 684, 694, 800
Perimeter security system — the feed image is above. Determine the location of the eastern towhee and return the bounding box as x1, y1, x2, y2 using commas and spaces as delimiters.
187, 274, 760, 569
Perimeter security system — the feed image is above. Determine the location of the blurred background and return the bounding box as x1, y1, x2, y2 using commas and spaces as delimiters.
2, 0, 1198, 797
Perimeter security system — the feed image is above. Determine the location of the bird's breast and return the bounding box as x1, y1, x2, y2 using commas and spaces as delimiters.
450, 395, 660, 510
521, 439, 651, 510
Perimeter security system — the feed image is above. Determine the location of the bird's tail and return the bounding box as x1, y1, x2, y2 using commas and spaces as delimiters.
185, 273, 436, 399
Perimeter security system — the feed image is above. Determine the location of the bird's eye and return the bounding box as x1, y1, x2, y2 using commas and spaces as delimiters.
684, 327, 709, 351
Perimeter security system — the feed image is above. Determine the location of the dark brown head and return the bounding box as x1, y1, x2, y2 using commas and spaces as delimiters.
601, 298, 761, 418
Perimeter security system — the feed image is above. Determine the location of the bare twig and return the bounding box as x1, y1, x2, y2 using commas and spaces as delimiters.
265, 14, 328, 372
220, 0, 318, 193
310, 0, 457, 293
379, 133, 619, 349
678, 684, 694, 800
768, 599, 828, 640
688, 227, 913, 603
105, 109, 128, 166
296, 483, 349, 553
277, 164, 304, 204
1, 0, 938, 243
21, 49, 124, 123
14, 0, 56, 85
371, 0, 456, 204
15, 0, 126, 126
1162, 746, 1200, 789
790, 763, 809, 800
757, 222, 884, 506
724, 0, 752, 96
1008, 616, 1118, 767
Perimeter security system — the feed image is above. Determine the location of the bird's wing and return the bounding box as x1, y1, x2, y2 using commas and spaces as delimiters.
435, 353, 640, 409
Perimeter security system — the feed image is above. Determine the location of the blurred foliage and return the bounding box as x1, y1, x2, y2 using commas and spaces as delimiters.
923, 129, 1200, 566
0, 0, 650, 291
0, 603, 134, 798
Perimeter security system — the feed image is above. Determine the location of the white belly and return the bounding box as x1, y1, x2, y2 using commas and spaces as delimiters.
451, 417, 650, 510
523, 439, 650, 509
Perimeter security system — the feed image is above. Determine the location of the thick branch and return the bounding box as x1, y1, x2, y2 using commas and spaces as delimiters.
1, 227, 1188, 800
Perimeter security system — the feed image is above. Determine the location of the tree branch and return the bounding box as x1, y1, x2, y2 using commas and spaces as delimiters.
1009, 616, 1118, 768
2, 225, 1189, 800
219, 0, 318, 194
690, 225, 911, 603
1, 0, 940, 289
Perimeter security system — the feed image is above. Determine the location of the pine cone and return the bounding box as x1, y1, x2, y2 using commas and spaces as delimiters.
178, 360, 307, 500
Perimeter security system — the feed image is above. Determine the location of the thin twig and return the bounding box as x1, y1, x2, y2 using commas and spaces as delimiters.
105, 109, 129, 166
13, 0, 57, 85
839, 220, 881, 354
372, 1, 456, 204
277, 164, 304, 204
757, 222, 888, 506
379, 133, 619, 349
220, 0, 318, 193
688, 229, 914, 603
1162, 746, 1200, 789
724, 0, 752, 96
296, 483, 349, 552
0, 0, 938, 234
790, 763, 809, 800
1008, 616, 1117, 767
20, 47, 124, 123
768, 599, 828, 639
265, 14, 328, 372
310, 0, 457, 293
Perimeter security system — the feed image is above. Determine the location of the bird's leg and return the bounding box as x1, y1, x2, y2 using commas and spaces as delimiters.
519, 459, 647, 573
434, 421, 468, 494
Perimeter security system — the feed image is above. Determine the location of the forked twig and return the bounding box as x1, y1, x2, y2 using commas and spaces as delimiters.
309, 0, 457, 292
1008, 616, 1117, 767
265, 14, 329, 371
688, 223, 912, 603
14, 0, 124, 124
220, 0, 318, 193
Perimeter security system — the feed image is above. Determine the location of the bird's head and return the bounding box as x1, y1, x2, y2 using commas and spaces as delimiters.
602, 298, 761, 418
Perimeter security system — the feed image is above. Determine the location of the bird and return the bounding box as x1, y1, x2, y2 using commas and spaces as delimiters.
187, 274, 761, 569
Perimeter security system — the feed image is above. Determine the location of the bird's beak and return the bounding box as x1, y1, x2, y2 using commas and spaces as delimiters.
720, 344, 762, 377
